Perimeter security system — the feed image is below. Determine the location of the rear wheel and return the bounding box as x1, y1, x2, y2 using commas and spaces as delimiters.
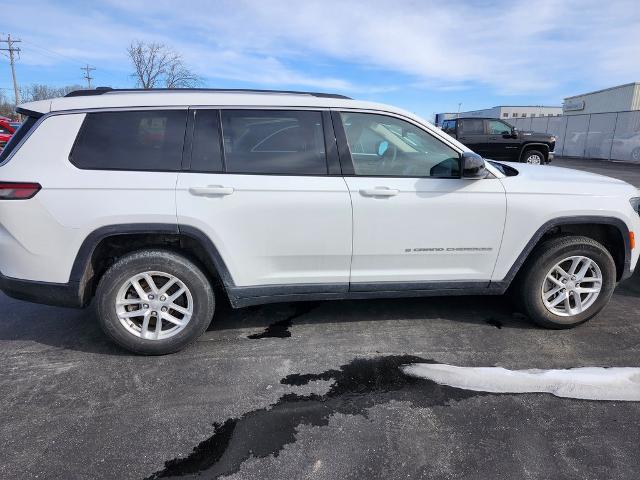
96, 250, 215, 354
516, 236, 616, 329
523, 149, 546, 165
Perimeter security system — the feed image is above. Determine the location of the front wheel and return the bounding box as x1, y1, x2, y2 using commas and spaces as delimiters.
96, 250, 215, 354
523, 149, 546, 165
515, 236, 616, 329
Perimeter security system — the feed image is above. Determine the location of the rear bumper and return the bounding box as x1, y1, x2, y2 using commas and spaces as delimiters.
0, 271, 84, 308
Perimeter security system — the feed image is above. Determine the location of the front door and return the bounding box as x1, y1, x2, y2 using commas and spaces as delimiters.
176, 108, 352, 290
336, 111, 507, 288
484, 119, 521, 160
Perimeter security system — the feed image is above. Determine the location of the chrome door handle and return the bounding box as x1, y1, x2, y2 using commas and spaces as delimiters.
189, 186, 235, 196
360, 187, 400, 197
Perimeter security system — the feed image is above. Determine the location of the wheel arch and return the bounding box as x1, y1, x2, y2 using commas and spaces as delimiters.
71, 224, 236, 306
493, 216, 632, 291
519, 143, 550, 161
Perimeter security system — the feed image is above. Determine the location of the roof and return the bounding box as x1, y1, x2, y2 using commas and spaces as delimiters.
18, 88, 380, 116
564, 82, 640, 100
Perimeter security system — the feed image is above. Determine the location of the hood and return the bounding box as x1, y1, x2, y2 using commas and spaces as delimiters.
494, 162, 638, 197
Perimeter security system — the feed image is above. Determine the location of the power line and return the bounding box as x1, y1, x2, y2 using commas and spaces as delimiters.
81, 64, 96, 88
0, 34, 21, 104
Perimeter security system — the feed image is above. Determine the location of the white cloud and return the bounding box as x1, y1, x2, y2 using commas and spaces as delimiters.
3, 0, 640, 95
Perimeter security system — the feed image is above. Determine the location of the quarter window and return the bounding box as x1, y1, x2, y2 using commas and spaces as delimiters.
71, 110, 187, 171
340, 112, 460, 178
221, 110, 327, 175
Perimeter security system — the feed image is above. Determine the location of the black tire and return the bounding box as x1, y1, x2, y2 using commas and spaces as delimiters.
522, 149, 546, 165
96, 249, 215, 355
515, 235, 616, 329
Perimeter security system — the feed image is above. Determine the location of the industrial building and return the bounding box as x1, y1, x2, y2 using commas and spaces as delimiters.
435, 105, 561, 126
563, 82, 640, 115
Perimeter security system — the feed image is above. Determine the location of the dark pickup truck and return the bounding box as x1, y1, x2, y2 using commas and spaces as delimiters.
441, 117, 556, 164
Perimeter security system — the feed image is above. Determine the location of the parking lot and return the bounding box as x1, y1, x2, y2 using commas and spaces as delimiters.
2, 158, 640, 480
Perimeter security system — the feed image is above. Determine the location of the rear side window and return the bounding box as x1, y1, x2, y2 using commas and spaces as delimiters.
0, 116, 39, 164
221, 110, 327, 175
459, 119, 484, 134
71, 110, 187, 171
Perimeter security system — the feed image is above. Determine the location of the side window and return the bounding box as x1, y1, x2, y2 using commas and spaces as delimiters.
340, 112, 460, 178
459, 119, 484, 134
190, 110, 223, 172
487, 120, 512, 135
442, 120, 456, 135
71, 110, 187, 171
221, 110, 327, 175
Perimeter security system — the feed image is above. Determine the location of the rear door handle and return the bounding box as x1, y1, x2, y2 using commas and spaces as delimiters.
360, 187, 400, 197
189, 186, 235, 196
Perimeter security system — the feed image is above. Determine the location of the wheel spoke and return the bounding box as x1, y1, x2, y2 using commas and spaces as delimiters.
169, 303, 189, 315
549, 291, 567, 307
140, 311, 151, 338
573, 291, 583, 313
154, 315, 163, 338
544, 285, 564, 300
159, 278, 177, 295
117, 298, 142, 306
144, 274, 159, 294
119, 309, 146, 318
167, 287, 186, 303
568, 257, 581, 276
554, 265, 569, 279
580, 277, 601, 284
575, 259, 592, 280
161, 311, 185, 326
131, 279, 147, 300
575, 287, 600, 294
546, 274, 565, 288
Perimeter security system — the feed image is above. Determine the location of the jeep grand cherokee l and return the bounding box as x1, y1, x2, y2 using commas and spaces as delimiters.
0, 88, 638, 354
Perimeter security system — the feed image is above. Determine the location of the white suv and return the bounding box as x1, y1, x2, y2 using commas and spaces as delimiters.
0, 88, 638, 354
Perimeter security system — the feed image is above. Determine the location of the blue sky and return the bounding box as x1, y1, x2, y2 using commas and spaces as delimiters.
2, 0, 640, 120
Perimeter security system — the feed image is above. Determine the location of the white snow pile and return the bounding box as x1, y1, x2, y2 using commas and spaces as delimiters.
401, 363, 640, 401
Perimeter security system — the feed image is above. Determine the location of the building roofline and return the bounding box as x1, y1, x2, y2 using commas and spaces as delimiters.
564, 82, 640, 100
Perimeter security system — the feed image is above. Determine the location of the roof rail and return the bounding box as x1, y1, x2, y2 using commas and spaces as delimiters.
64, 87, 352, 100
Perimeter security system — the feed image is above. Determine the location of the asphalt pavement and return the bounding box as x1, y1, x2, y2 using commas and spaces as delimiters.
1, 158, 640, 480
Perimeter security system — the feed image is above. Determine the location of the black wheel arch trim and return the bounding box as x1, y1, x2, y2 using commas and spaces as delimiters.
519, 143, 550, 161
490, 215, 632, 292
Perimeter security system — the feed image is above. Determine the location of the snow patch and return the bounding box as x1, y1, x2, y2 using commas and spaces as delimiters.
401, 363, 640, 401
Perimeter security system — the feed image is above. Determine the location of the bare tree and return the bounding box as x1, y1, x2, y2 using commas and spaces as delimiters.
127, 41, 201, 89
19, 84, 83, 103
0, 90, 14, 118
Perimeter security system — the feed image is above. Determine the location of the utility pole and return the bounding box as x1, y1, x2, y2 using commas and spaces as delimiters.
0, 34, 21, 106
81, 64, 95, 89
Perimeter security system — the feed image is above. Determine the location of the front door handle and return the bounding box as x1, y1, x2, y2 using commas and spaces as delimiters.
489, 136, 498, 140
189, 186, 235, 196
360, 187, 400, 197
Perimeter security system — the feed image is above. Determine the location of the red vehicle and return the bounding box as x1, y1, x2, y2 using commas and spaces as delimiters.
0, 118, 16, 151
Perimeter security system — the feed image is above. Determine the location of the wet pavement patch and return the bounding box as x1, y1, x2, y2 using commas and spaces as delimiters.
144, 355, 487, 479
247, 304, 316, 339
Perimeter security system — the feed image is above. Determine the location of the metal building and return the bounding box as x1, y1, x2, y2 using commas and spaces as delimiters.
563, 82, 640, 115
435, 105, 562, 126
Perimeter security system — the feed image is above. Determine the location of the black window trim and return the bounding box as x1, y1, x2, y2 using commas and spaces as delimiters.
331, 109, 465, 180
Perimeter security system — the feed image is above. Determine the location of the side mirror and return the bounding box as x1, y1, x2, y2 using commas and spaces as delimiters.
511, 127, 518, 137
461, 152, 488, 179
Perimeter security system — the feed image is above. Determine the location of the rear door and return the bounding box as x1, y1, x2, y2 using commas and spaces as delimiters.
176, 108, 352, 290
456, 119, 489, 156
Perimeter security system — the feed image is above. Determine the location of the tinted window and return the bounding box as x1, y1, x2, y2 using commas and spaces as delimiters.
191, 110, 223, 172
221, 110, 327, 175
460, 119, 484, 134
71, 110, 187, 171
340, 112, 460, 178
0, 116, 38, 163
442, 120, 456, 134
487, 120, 512, 135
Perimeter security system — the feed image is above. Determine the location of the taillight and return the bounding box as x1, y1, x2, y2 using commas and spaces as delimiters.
0, 182, 41, 199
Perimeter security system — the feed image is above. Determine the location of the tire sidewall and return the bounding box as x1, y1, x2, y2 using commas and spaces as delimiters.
522, 240, 616, 327
523, 149, 545, 165
97, 251, 215, 355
